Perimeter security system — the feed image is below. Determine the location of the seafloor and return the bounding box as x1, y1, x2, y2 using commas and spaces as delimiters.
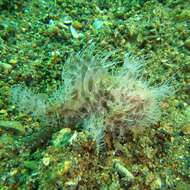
0, 0, 189, 189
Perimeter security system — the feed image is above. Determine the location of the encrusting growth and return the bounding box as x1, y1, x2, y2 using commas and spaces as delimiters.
11, 46, 171, 152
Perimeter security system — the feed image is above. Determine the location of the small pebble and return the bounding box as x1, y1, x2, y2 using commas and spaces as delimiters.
184, 38, 190, 50
42, 157, 50, 166
9, 59, 17, 65
0, 62, 13, 74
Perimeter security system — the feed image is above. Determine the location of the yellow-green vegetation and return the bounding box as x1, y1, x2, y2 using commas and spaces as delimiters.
0, 0, 189, 189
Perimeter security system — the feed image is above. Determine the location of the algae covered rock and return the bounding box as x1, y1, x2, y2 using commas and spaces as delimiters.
113, 159, 134, 188
0, 120, 25, 134
52, 128, 75, 147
